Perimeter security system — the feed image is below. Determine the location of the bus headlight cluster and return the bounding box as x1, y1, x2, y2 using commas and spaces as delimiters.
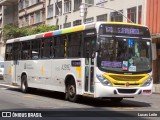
96, 74, 112, 86
142, 77, 152, 87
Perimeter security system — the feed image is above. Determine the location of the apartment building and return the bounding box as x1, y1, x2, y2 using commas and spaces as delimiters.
18, 0, 45, 28
0, 0, 45, 57
46, 0, 146, 28
0, 0, 18, 58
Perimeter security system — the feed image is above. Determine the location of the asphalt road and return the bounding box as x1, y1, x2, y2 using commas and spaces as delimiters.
0, 81, 159, 120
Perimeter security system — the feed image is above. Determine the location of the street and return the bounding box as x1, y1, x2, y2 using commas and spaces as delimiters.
0, 80, 160, 120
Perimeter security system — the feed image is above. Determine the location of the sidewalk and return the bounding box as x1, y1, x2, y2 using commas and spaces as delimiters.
0, 79, 160, 93
153, 84, 160, 94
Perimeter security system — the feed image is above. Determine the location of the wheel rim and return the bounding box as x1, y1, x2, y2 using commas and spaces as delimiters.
69, 85, 75, 98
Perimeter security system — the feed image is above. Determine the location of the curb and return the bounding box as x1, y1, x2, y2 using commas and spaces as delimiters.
152, 84, 160, 94
0, 83, 19, 89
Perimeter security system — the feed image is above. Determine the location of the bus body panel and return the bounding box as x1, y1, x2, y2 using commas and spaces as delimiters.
4, 61, 15, 84
5, 59, 84, 95
94, 81, 153, 98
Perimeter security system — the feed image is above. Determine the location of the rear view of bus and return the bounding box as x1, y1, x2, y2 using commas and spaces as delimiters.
95, 22, 152, 101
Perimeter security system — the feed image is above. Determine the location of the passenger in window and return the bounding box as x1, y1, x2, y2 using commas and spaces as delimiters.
120, 48, 133, 60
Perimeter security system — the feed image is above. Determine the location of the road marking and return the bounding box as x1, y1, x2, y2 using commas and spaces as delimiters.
0, 83, 19, 89
0, 88, 8, 90
23, 95, 33, 99
123, 108, 135, 110
112, 107, 135, 110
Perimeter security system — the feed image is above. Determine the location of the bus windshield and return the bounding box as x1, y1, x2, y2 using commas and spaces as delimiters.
97, 36, 152, 73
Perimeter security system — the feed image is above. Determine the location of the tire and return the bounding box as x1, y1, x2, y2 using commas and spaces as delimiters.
110, 98, 123, 103
21, 75, 28, 93
66, 80, 78, 102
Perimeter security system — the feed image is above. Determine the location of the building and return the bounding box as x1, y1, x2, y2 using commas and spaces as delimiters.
146, 0, 160, 84
0, 0, 46, 57
46, 0, 145, 28
0, 0, 18, 58
18, 0, 45, 28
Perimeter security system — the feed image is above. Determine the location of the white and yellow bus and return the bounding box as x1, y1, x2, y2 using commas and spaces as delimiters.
4, 22, 153, 102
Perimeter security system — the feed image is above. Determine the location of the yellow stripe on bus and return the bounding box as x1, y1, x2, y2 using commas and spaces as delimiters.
76, 67, 82, 78
8, 66, 12, 75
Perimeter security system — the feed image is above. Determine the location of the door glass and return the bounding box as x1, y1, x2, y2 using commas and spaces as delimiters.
85, 66, 89, 91
90, 67, 94, 92
84, 36, 96, 93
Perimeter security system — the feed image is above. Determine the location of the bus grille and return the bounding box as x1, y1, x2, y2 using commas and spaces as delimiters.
104, 74, 149, 87
117, 89, 137, 94
109, 75, 144, 81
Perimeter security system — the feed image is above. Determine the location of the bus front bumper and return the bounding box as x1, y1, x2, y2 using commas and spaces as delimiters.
95, 82, 153, 98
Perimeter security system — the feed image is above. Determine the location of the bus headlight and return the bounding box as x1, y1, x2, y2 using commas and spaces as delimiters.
142, 77, 152, 87
96, 74, 112, 86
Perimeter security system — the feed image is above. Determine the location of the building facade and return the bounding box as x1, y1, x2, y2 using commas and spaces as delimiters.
18, 0, 45, 28
146, 0, 160, 84
46, 0, 146, 29
0, 0, 18, 58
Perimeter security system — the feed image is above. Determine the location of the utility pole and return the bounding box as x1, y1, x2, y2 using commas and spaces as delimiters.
54, 0, 61, 29
80, 2, 133, 23
80, 3, 87, 24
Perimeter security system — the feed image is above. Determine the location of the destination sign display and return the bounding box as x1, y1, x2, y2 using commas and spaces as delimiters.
106, 27, 140, 35
99, 24, 150, 37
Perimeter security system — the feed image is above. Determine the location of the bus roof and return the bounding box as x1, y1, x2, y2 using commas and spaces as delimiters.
6, 22, 148, 44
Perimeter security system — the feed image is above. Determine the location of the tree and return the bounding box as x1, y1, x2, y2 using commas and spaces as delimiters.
28, 24, 58, 35
3, 24, 58, 43
3, 24, 28, 42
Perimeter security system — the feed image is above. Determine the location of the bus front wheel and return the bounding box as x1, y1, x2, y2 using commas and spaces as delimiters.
21, 75, 28, 93
66, 81, 78, 102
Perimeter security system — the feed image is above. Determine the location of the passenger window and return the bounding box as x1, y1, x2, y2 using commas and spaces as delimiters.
54, 36, 66, 58
41, 38, 51, 59
31, 39, 40, 60
21, 41, 31, 60
67, 32, 82, 58
5, 44, 13, 61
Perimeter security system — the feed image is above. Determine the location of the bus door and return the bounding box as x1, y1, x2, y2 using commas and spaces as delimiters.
84, 36, 96, 94
12, 42, 20, 84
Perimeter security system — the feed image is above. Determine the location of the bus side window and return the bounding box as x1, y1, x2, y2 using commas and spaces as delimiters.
21, 41, 31, 60
40, 38, 51, 59
54, 36, 65, 58
13, 43, 21, 60
31, 39, 40, 60
67, 32, 82, 58
50, 37, 54, 58
5, 44, 13, 61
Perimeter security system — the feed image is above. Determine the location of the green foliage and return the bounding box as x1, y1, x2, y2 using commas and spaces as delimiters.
3, 24, 28, 40
3, 24, 58, 42
28, 24, 58, 35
